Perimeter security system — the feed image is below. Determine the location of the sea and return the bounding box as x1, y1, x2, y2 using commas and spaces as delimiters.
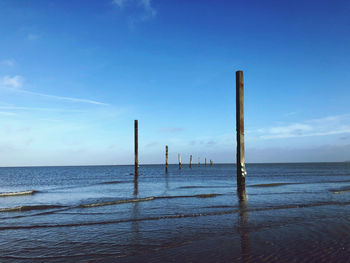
1, 163, 350, 262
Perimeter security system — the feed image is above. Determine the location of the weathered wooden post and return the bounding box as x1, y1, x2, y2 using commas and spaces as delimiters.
178, 153, 181, 169
205, 158, 207, 166
236, 70, 246, 190
134, 120, 138, 177
165, 145, 168, 173
189, 155, 192, 168
198, 157, 200, 166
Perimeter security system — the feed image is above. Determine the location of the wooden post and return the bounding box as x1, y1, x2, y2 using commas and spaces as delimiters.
205, 158, 207, 166
189, 155, 192, 168
178, 153, 181, 169
236, 70, 246, 189
134, 120, 138, 177
165, 145, 168, 173
198, 157, 200, 166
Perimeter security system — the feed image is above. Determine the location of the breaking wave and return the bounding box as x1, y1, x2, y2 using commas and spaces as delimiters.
0, 205, 65, 213
0, 190, 37, 197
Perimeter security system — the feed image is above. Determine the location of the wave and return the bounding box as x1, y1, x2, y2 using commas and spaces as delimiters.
331, 187, 350, 194
0, 210, 239, 231
178, 186, 233, 189
157, 194, 221, 199
0, 205, 65, 213
79, 197, 155, 208
2, 200, 350, 231
0, 190, 37, 197
98, 180, 132, 185
79, 194, 221, 208
249, 183, 297, 187
250, 179, 350, 188
0, 193, 221, 215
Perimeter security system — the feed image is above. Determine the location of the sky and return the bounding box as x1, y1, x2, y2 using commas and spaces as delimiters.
0, 0, 349, 166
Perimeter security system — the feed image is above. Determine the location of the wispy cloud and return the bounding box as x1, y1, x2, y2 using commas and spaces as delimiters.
284, 111, 298, 117
139, 0, 157, 18
0, 75, 108, 106
113, 0, 157, 22
113, 0, 128, 7
0, 111, 17, 116
257, 114, 350, 139
27, 34, 39, 41
17, 89, 109, 106
0, 105, 86, 113
0, 75, 24, 89
1, 59, 16, 67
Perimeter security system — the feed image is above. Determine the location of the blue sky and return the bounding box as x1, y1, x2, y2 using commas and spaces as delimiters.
0, 0, 349, 166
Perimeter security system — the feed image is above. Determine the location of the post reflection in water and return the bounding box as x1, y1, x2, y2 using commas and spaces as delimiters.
131, 175, 140, 244
133, 175, 138, 196
165, 172, 169, 191
237, 187, 250, 263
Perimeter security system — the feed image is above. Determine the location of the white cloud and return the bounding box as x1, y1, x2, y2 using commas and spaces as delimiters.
0, 75, 24, 89
257, 114, 350, 139
1, 59, 16, 67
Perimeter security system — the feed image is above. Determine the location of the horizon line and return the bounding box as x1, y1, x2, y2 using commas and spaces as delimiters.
0, 161, 348, 168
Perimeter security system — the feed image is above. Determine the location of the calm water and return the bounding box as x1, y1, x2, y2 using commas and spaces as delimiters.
1, 163, 350, 262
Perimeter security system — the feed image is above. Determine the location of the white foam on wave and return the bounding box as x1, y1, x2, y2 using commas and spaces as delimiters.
0, 190, 37, 197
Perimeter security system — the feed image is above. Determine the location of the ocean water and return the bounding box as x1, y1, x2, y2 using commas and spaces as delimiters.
1, 163, 350, 262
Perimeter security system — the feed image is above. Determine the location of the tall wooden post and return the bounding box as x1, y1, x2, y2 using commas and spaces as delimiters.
236, 70, 246, 189
134, 120, 138, 177
189, 155, 192, 168
178, 153, 181, 169
165, 145, 168, 173
198, 157, 200, 166
205, 158, 207, 166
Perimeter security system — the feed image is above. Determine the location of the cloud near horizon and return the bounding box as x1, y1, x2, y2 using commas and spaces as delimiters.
256, 114, 350, 139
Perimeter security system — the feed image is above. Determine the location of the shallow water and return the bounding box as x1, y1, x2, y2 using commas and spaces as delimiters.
1, 163, 350, 262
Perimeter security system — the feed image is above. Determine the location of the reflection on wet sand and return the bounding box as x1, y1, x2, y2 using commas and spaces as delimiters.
237, 187, 250, 263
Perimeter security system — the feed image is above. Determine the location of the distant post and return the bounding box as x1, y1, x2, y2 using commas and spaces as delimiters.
178, 153, 181, 169
189, 155, 192, 168
165, 145, 168, 173
236, 70, 246, 189
198, 157, 200, 166
205, 158, 207, 166
134, 120, 139, 177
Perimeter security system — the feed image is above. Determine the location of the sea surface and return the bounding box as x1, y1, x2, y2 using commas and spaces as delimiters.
1, 163, 350, 262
